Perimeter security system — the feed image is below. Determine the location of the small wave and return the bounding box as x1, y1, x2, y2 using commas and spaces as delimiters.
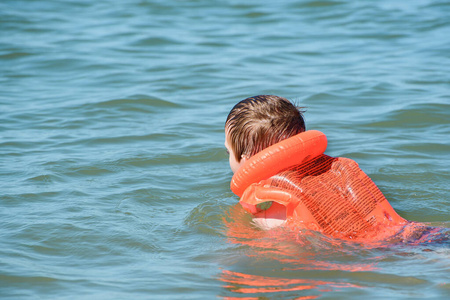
366, 102, 450, 129
185, 199, 233, 237
130, 36, 184, 47
0, 274, 57, 284
0, 51, 34, 60
290, 0, 346, 8
86, 95, 182, 113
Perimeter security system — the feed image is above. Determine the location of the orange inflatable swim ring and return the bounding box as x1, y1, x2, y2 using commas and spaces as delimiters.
231, 130, 328, 197
231, 130, 408, 241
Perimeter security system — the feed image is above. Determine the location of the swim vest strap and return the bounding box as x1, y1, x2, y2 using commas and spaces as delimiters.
230, 130, 327, 197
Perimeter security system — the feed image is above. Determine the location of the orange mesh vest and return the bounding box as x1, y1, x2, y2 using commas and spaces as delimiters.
231, 130, 407, 241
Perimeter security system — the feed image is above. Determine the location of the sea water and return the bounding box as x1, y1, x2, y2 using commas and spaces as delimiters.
1, 0, 449, 299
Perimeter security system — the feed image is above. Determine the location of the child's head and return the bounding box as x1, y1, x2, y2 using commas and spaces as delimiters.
225, 95, 305, 172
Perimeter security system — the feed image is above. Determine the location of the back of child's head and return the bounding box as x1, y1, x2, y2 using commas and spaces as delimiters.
226, 95, 305, 162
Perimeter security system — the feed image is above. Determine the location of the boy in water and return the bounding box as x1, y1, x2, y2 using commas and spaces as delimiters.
225, 95, 408, 241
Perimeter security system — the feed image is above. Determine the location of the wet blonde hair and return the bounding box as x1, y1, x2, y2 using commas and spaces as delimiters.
225, 95, 306, 162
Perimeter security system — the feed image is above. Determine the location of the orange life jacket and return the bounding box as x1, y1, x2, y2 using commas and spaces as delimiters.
231, 130, 408, 241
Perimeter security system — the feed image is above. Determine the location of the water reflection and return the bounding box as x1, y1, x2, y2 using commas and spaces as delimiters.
221, 269, 360, 299
220, 204, 370, 298
220, 204, 449, 299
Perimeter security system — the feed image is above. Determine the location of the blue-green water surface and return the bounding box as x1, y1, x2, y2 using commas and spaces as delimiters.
1, 0, 449, 299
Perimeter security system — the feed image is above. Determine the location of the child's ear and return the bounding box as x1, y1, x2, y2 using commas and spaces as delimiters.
240, 154, 249, 164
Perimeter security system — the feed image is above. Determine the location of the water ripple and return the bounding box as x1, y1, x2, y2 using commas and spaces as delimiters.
1, 0, 449, 299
